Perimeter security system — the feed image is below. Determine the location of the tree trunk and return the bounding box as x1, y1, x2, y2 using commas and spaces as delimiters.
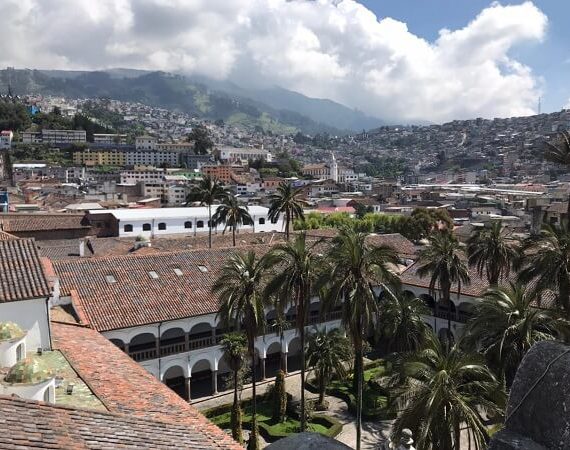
355, 341, 363, 450
208, 204, 212, 248
318, 372, 325, 405
443, 278, 452, 348
249, 343, 259, 450
231, 369, 243, 444
560, 275, 570, 320
454, 421, 461, 450
300, 322, 307, 431
232, 225, 236, 247
285, 209, 290, 240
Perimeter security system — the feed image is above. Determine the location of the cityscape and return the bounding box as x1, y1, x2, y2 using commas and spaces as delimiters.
1, 1, 569, 450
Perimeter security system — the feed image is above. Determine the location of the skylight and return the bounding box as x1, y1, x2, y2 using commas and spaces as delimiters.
148, 271, 159, 279
173, 268, 183, 276
198, 265, 208, 273
105, 275, 117, 284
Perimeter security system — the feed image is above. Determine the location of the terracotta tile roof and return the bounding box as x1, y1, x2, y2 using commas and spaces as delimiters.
0, 213, 91, 232
51, 322, 240, 449
0, 230, 17, 240
0, 239, 51, 302
53, 247, 268, 331
0, 395, 240, 449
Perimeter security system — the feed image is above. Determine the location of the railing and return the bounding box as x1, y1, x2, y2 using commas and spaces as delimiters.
188, 336, 215, 350
430, 309, 470, 324
160, 342, 186, 356
130, 348, 158, 362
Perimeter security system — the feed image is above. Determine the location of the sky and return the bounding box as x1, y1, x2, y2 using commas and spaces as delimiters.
1, 0, 567, 123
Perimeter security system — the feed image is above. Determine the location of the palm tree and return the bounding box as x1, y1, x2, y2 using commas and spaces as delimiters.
306, 328, 351, 407
417, 231, 470, 341
213, 194, 253, 246
544, 131, 570, 217
265, 232, 322, 431
187, 175, 228, 248
518, 223, 570, 319
464, 283, 569, 386
377, 289, 430, 353
213, 251, 274, 450
467, 221, 519, 287
391, 333, 506, 450
320, 228, 400, 450
268, 182, 308, 240
220, 332, 248, 444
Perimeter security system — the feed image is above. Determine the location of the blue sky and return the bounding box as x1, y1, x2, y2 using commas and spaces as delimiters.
358, 0, 569, 114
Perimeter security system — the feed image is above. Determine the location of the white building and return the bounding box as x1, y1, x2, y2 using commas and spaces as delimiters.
41, 129, 86, 145
218, 147, 272, 163
0, 130, 13, 149
93, 133, 128, 145
125, 150, 179, 167
88, 205, 284, 237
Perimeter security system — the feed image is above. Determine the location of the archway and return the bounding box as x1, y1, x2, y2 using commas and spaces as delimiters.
287, 337, 302, 373
188, 323, 213, 350
160, 328, 186, 356
109, 338, 125, 351
191, 359, 213, 399
129, 333, 156, 361
216, 353, 233, 393
265, 341, 283, 378
163, 365, 187, 400
436, 300, 456, 320
419, 293, 436, 311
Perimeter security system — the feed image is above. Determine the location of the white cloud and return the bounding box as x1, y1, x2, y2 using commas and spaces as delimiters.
0, 0, 548, 123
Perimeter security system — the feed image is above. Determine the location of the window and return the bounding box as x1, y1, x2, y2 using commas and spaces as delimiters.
173, 268, 183, 276
124, 224, 133, 232
197, 220, 204, 228
16, 343, 24, 362
43, 388, 51, 403
142, 223, 151, 231
105, 275, 117, 284
148, 271, 159, 279
259, 218, 265, 225
184, 221, 192, 229
158, 223, 167, 230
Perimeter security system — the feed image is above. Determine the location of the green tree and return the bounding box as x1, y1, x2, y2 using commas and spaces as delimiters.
306, 328, 351, 407
188, 124, 214, 155
417, 231, 470, 343
377, 289, 430, 353
220, 333, 248, 444
467, 221, 519, 287
272, 370, 287, 423
518, 223, 570, 319
268, 182, 308, 240
213, 194, 253, 246
464, 283, 569, 386
544, 131, 570, 217
320, 229, 399, 450
213, 251, 274, 450
391, 333, 506, 450
187, 175, 228, 248
265, 233, 322, 431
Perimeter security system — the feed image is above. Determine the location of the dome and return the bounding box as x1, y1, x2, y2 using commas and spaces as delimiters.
0, 322, 25, 342
4, 356, 53, 384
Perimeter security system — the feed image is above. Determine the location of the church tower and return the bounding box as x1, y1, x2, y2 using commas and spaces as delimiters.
330, 151, 339, 182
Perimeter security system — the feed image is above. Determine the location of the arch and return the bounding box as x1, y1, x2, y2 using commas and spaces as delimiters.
163, 365, 187, 400
161, 327, 185, 342
158, 222, 167, 230
190, 358, 214, 400
130, 333, 155, 348
129, 333, 156, 361
142, 223, 151, 231
184, 221, 192, 229
123, 224, 133, 233
197, 220, 204, 228
286, 336, 302, 373
160, 328, 186, 356
109, 338, 125, 351
437, 299, 456, 312
419, 293, 436, 310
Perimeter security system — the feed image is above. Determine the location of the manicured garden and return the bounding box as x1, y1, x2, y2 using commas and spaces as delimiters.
204, 396, 342, 443
308, 359, 396, 420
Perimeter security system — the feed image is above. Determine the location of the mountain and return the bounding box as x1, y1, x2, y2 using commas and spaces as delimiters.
0, 68, 383, 134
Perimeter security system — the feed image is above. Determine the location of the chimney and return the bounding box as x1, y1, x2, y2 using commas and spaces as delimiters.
79, 240, 85, 257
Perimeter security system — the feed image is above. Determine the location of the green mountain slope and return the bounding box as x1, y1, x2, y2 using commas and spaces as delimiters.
0, 69, 345, 135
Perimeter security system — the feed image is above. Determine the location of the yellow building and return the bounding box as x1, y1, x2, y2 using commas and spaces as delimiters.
73, 150, 126, 166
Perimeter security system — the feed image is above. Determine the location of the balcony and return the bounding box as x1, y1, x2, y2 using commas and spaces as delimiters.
127, 311, 343, 362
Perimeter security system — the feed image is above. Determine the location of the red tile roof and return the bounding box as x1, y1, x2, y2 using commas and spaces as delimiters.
0, 230, 17, 240
0, 395, 238, 449
51, 322, 241, 449
0, 213, 91, 232
0, 239, 51, 302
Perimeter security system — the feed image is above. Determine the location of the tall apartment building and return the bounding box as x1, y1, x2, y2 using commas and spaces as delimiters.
201, 165, 244, 183
135, 135, 157, 151
125, 150, 179, 167
22, 129, 86, 145
73, 149, 126, 166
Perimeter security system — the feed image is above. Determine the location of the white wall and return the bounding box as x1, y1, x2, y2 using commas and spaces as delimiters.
0, 378, 55, 403
0, 299, 51, 351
